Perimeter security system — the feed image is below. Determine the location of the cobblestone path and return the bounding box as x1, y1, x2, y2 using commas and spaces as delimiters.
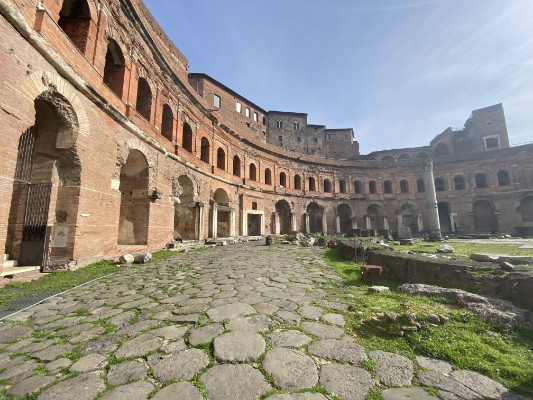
0, 242, 521, 399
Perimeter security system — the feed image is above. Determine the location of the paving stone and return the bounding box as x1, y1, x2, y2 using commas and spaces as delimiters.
370, 350, 413, 387
0, 326, 33, 343
266, 394, 329, 400
151, 349, 210, 382
315, 300, 350, 311
115, 333, 163, 358
416, 356, 452, 374
160, 339, 187, 354
382, 388, 439, 400
254, 302, 280, 315
70, 353, 108, 373
301, 321, 344, 339
172, 304, 207, 315
45, 358, 72, 372
149, 325, 188, 340
188, 323, 224, 345
267, 330, 313, 348
321, 313, 346, 326
308, 338, 367, 364
6, 375, 56, 397
80, 334, 119, 355
226, 314, 277, 332
213, 331, 265, 362
99, 381, 155, 400
418, 369, 508, 399
152, 382, 203, 400
107, 360, 148, 385
206, 302, 257, 322
319, 363, 373, 400
263, 348, 318, 390
19, 340, 57, 354
276, 310, 301, 324
298, 305, 323, 320
69, 326, 105, 344
37, 373, 105, 400
31, 344, 74, 362
200, 364, 272, 400
169, 313, 199, 323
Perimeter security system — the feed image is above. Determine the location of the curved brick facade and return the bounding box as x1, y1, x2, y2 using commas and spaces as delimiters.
1, 0, 532, 270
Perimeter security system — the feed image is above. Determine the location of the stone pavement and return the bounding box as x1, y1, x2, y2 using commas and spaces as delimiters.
0, 242, 524, 399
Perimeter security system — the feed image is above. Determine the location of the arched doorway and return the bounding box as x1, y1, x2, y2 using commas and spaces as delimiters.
275, 200, 291, 234
211, 188, 232, 238
438, 202, 452, 233
7, 91, 81, 267
173, 175, 198, 240
182, 122, 193, 152
337, 204, 352, 233
520, 196, 533, 222
367, 205, 382, 230
103, 39, 125, 99
135, 78, 152, 121
161, 104, 174, 142
118, 150, 150, 245
306, 202, 323, 233
473, 200, 498, 233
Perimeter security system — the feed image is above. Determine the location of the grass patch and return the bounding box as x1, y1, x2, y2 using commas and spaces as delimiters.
323, 247, 533, 396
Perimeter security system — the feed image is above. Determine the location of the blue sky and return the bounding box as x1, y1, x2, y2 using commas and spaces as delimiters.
144, 0, 533, 154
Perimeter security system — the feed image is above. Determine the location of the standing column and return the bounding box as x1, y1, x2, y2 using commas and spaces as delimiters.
290, 213, 297, 232
417, 214, 424, 233
351, 216, 358, 229
397, 215, 403, 231
198, 203, 205, 240
274, 213, 280, 235
229, 209, 236, 237
241, 212, 247, 237
322, 213, 328, 234
211, 204, 218, 238
366, 215, 371, 229
335, 215, 341, 234
423, 160, 442, 241
305, 213, 310, 234
383, 217, 390, 231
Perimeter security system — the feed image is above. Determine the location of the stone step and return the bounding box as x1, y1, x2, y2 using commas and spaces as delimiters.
2, 260, 18, 268
1, 265, 38, 278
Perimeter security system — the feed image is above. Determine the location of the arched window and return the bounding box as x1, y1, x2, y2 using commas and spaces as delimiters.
308, 177, 316, 191
136, 78, 152, 121
58, 0, 91, 53
265, 168, 272, 185
339, 180, 347, 193
497, 170, 510, 186
382, 155, 394, 161
434, 143, 450, 157
103, 39, 125, 98
475, 173, 487, 188
249, 163, 257, 181
324, 179, 332, 193
294, 174, 302, 190
182, 122, 193, 152
417, 179, 425, 193
354, 180, 363, 194
217, 148, 225, 170
416, 152, 429, 159
454, 176, 465, 190
369, 180, 377, 194
200, 138, 210, 163
161, 104, 174, 141
280, 172, 287, 187
277, 120, 283, 129
399, 153, 411, 160
294, 121, 300, 130
435, 178, 446, 191
233, 156, 241, 177
400, 180, 409, 193
383, 180, 393, 194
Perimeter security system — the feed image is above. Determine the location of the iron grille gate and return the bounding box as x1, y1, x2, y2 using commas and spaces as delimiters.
15, 127, 37, 184
22, 183, 52, 242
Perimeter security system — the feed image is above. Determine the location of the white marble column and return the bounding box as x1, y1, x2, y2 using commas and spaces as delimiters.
423, 160, 442, 240
305, 213, 310, 234
417, 214, 424, 233
397, 215, 403, 230
241, 211, 248, 237
290, 213, 297, 232
351, 217, 358, 229
211, 204, 218, 238
366, 215, 371, 229
274, 212, 280, 235
383, 217, 389, 231
322, 213, 328, 234
198, 203, 205, 240
230, 209, 236, 237
335, 215, 341, 234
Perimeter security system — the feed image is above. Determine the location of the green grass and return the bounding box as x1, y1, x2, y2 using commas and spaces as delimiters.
389, 240, 533, 260
323, 247, 533, 396
0, 250, 178, 307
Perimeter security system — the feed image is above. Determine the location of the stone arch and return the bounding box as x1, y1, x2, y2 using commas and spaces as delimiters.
368, 180, 377, 194
337, 203, 352, 233
216, 147, 226, 170
232, 155, 241, 177
275, 200, 291, 234
294, 174, 302, 190
103, 39, 126, 99
434, 143, 450, 157
200, 137, 210, 163
308, 177, 316, 191
249, 163, 257, 181
136, 77, 152, 121
400, 180, 409, 193
323, 179, 332, 193
212, 188, 231, 238
367, 204, 382, 230
473, 199, 498, 233
416, 152, 429, 159
173, 175, 199, 240
383, 180, 393, 194
417, 179, 425, 193
399, 153, 411, 160
306, 202, 323, 233
382, 155, 394, 161
117, 149, 149, 245
58, 0, 94, 54
339, 180, 347, 193
475, 173, 488, 188
264, 168, 272, 185
213, 188, 229, 206
280, 172, 287, 187
454, 175, 466, 190
519, 196, 533, 223
182, 122, 193, 152
498, 170, 511, 186
161, 104, 174, 142
354, 180, 363, 194
8, 90, 82, 266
